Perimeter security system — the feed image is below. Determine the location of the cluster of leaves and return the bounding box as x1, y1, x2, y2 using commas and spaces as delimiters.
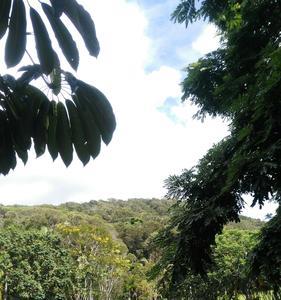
0, 228, 75, 299
160, 0, 281, 293
0, 0, 116, 174
150, 228, 278, 299
250, 206, 281, 295
1, 0, 99, 70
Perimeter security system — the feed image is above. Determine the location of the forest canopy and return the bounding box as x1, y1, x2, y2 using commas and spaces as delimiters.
0, 199, 265, 299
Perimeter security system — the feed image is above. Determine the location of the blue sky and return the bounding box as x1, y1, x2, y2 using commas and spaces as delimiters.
0, 0, 276, 219
136, 0, 205, 70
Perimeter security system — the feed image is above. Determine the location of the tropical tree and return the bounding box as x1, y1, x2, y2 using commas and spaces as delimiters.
0, 0, 116, 174
0, 228, 75, 299
56, 223, 131, 299
150, 227, 276, 299
159, 0, 281, 294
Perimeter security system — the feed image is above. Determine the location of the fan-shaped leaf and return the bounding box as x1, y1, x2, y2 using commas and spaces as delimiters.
30, 7, 56, 75
64, 1, 100, 57
42, 3, 79, 70
75, 81, 116, 145
0, 0, 12, 39
56, 102, 73, 166
47, 100, 58, 161
5, 0, 26, 68
65, 99, 90, 166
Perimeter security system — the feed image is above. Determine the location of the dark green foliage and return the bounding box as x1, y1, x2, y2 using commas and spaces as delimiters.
72, 94, 101, 160
56, 102, 73, 166
161, 0, 281, 292
0, 1, 116, 173
17, 64, 42, 86
34, 99, 50, 157
0, 228, 75, 299
50, 0, 64, 17
70, 79, 116, 145
30, 7, 57, 75
0, 0, 11, 39
0, 112, 16, 175
5, 0, 26, 68
62, 0, 100, 57
1, 0, 100, 71
65, 99, 90, 166
47, 101, 59, 160
250, 206, 281, 293
171, 0, 197, 27
149, 226, 274, 300
0, 71, 115, 171
42, 3, 79, 70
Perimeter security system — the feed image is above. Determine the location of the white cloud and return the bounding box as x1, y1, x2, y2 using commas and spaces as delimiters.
192, 24, 220, 55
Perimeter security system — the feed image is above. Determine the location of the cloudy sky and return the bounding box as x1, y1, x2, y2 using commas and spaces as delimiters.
0, 0, 276, 219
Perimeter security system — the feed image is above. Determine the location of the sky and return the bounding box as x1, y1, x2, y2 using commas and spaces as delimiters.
0, 0, 277, 219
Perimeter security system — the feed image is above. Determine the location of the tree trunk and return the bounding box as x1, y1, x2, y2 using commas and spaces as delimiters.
3, 276, 7, 300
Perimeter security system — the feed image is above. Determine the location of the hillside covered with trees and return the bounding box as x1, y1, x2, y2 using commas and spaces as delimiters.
0, 199, 267, 299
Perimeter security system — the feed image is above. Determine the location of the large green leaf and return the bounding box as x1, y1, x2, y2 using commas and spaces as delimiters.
75, 81, 116, 145
0, 0, 12, 39
23, 85, 48, 137
56, 102, 73, 167
0, 112, 16, 175
65, 99, 90, 166
72, 95, 101, 159
30, 7, 56, 75
63, 0, 100, 57
13, 140, 28, 164
33, 100, 50, 157
47, 100, 58, 161
7, 96, 32, 152
50, 0, 64, 17
5, 0, 26, 68
42, 3, 79, 70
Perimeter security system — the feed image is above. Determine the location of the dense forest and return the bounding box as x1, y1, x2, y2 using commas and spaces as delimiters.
0, 198, 268, 299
